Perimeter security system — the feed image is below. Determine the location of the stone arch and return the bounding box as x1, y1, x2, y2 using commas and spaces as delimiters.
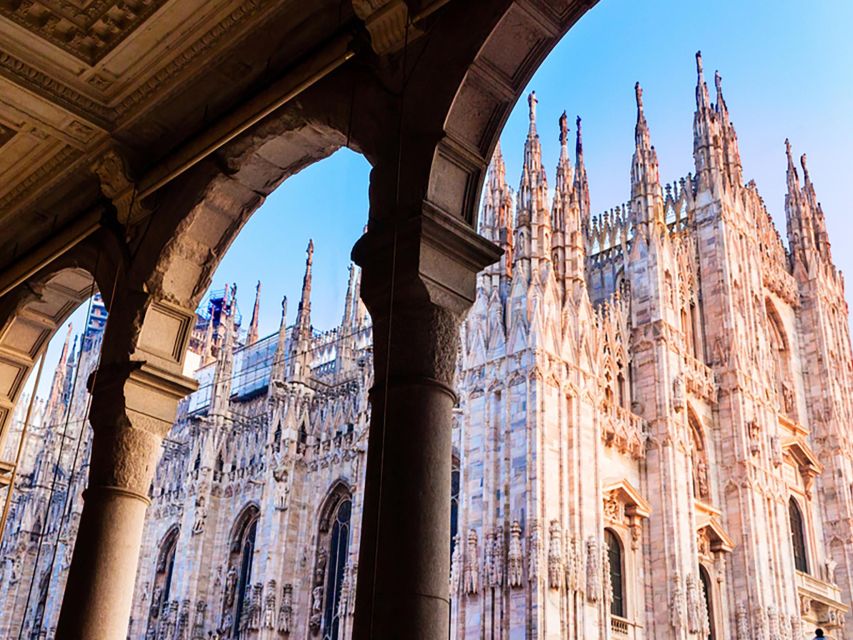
318, 479, 353, 534
0, 266, 98, 457
228, 502, 260, 552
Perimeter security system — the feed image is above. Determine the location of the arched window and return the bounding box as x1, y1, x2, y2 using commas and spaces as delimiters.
313, 483, 353, 640
322, 499, 351, 640
223, 505, 259, 638
605, 529, 625, 618
789, 498, 809, 573
699, 565, 715, 640
147, 526, 179, 636
450, 455, 461, 557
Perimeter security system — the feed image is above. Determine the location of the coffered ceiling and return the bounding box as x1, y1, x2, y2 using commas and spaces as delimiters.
0, 0, 345, 264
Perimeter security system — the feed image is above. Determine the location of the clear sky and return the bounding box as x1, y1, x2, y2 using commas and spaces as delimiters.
26, 0, 853, 398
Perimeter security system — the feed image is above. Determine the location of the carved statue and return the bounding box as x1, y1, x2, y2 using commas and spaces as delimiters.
507, 521, 523, 588
223, 566, 238, 608
314, 548, 328, 586
176, 600, 190, 640
686, 573, 700, 633
767, 606, 780, 637
528, 521, 540, 583
586, 537, 600, 603
309, 585, 324, 633
695, 459, 709, 499
450, 534, 461, 596
670, 572, 686, 631
278, 584, 293, 634
672, 375, 685, 412
191, 600, 206, 640
547, 520, 562, 589
463, 529, 479, 595
192, 496, 207, 535
249, 583, 262, 630
338, 566, 351, 618
736, 601, 749, 639
262, 580, 277, 629
483, 529, 495, 588
491, 525, 504, 588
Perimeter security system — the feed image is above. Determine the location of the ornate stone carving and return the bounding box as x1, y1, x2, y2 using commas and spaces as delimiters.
248, 583, 262, 630
547, 520, 562, 589
463, 529, 479, 595
528, 521, 540, 583
263, 580, 277, 629
277, 584, 293, 634
309, 585, 323, 633
191, 600, 206, 640
450, 534, 461, 596
351, 0, 416, 55
192, 495, 206, 535
586, 537, 600, 603
686, 573, 701, 633
669, 572, 686, 631
507, 521, 523, 588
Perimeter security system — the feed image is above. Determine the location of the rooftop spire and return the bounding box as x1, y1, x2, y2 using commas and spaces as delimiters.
296, 240, 313, 339
634, 82, 651, 150
342, 264, 356, 329
631, 83, 660, 202
695, 50, 711, 111
555, 111, 573, 194
247, 280, 261, 345
573, 116, 590, 220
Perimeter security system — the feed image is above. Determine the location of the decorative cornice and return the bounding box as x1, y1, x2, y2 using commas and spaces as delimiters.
0, 144, 82, 214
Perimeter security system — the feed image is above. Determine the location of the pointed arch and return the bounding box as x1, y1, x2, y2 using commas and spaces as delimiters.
222, 503, 260, 638
313, 480, 353, 640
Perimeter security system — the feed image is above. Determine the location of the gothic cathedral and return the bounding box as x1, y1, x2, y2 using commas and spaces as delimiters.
2, 52, 852, 640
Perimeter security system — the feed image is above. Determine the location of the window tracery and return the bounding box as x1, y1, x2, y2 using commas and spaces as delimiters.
312, 483, 353, 640
221, 505, 259, 637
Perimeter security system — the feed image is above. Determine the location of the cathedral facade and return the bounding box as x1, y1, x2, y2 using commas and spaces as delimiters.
2, 52, 852, 639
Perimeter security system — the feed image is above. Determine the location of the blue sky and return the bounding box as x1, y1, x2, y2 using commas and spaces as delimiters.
27, 0, 853, 398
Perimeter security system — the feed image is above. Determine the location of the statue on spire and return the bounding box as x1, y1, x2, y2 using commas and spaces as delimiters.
528, 91, 538, 125
635, 82, 645, 120
695, 50, 703, 75
559, 111, 569, 147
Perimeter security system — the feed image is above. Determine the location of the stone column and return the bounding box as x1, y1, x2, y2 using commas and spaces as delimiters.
351, 209, 500, 640
56, 301, 196, 640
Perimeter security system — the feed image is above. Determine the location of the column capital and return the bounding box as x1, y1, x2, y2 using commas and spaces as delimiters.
353, 205, 501, 316
88, 360, 197, 436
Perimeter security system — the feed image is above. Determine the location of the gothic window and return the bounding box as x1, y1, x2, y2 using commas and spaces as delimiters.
699, 565, 715, 640
451, 455, 461, 557
605, 529, 625, 618
147, 526, 179, 635
224, 505, 259, 638
789, 497, 809, 574
313, 483, 353, 640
